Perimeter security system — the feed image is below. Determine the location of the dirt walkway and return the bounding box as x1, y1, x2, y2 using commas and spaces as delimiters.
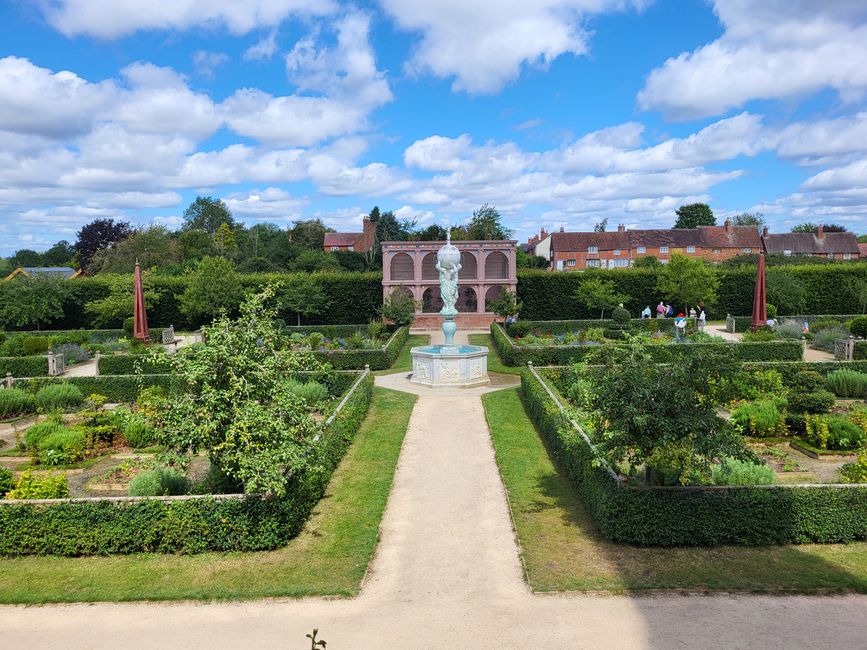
2, 351, 865, 648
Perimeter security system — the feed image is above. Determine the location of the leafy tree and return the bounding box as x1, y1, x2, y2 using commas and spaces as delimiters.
289, 219, 332, 250
590, 344, 752, 485
333, 250, 367, 271
488, 290, 522, 320
858, 234, 867, 244
516, 248, 548, 268
767, 270, 808, 314
822, 223, 848, 232
288, 250, 341, 273
848, 277, 867, 314
178, 229, 215, 263
415, 224, 448, 241
182, 196, 235, 234
147, 286, 326, 496
656, 253, 718, 312
593, 218, 608, 233
673, 203, 715, 229
88, 226, 181, 273
632, 255, 660, 269
0, 276, 67, 330
180, 257, 244, 324
84, 275, 161, 327
732, 212, 764, 230
466, 204, 513, 240
8, 249, 43, 267
575, 277, 627, 319
791, 222, 818, 233
75, 218, 133, 270
237, 256, 277, 273
281, 277, 331, 325
237, 223, 298, 268
379, 290, 418, 326
213, 222, 238, 257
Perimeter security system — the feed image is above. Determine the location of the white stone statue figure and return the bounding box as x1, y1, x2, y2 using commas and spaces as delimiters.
436, 231, 461, 314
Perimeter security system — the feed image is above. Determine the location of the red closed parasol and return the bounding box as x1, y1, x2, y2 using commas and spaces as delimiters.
750, 252, 767, 331
133, 261, 149, 342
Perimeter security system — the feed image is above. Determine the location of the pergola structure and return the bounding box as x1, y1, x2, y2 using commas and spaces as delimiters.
381, 240, 517, 328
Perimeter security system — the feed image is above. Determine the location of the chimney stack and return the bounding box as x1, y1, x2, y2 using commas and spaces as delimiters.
559, 226, 565, 233
617, 223, 625, 232
540, 227, 547, 239
762, 225, 769, 238
817, 224, 825, 239
724, 218, 732, 233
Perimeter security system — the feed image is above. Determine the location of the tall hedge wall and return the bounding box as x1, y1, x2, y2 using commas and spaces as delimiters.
0, 371, 373, 555
521, 367, 867, 546
7, 272, 383, 331
516, 264, 867, 320
491, 323, 803, 366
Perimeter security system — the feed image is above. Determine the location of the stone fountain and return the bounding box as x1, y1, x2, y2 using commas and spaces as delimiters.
410, 233, 489, 387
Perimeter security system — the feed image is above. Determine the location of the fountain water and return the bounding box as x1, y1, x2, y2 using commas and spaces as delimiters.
410, 233, 489, 387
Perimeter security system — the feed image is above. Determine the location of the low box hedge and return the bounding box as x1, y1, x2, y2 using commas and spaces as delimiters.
854, 341, 867, 360
491, 323, 803, 366
14, 375, 182, 402
730, 314, 863, 333
97, 354, 171, 376
10, 328, 167, 343
0, 356, 49, 377
521, 366, 867, 546
0, 370, 373, 556
310, 326, 409, 370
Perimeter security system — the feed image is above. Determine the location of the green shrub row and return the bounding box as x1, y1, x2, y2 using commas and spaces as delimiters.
310, 326, 408, 370
0, 371, 373, 555
14, 375, 182, 403
520, 367, 867, 545
0, 356, 49, 377
729, 315, 863, 333
516, 265, 867, 320
854, 341, 867, 361
491, 324, 803, 366
7, 273, 383, 331
10, 328, 166, 343
97, 355, 171, 376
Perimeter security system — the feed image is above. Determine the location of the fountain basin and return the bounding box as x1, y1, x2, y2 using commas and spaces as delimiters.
410, 344, 489, 387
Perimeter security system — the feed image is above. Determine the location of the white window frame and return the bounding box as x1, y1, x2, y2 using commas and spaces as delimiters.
686, 245, 695, 253
586, 259, 600, 268
566, 259, 576, 267
636, 246, 646, 254
844, 253, 852, 260
587, 245, 598, 254
741, 247, 752, 253
783, 249, 792, 256
713, 248, 721, 254
660, 246, 669, 254
330, 246, 339, 251
613, 249, 621, 256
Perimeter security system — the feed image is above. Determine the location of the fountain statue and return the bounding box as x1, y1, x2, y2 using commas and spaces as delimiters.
410, 232, 489, 387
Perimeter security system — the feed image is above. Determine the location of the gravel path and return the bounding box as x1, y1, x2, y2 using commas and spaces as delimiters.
2, 336, 865, 649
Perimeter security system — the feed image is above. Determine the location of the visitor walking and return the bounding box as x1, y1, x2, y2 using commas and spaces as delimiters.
656, 301, 665, 318
641, 306, 652, 319
675, 313, 687, 341
666, 304, 674, 318
698, 308, 706, 332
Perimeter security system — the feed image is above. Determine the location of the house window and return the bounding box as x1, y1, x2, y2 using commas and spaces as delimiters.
588, 246, 598, 254
586, 259, 601, 268
566, 259, 576, 267
348, 246, 354, 252
844, 253, 852, 260
660, 246, 669, 254
612, 259, 629, 268
660, 259, 669, 264
741, 247, 752, 253
613, 249, 621, 256
783, 250, 792, 256
330, 246, 339, 251
713, 248, 721, 254
636, 246, 646, 254
686, 246, 695, 253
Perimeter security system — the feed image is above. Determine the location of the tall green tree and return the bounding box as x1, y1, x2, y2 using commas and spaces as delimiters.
75, 218, 133, 270
180, 257, 244, 324
84, 274, 161, 327
290, 219, 332, 250
281, 277, 331, 325
466, 204, 513, 240
656, 253, 719, 312
178, 229, 216, 263
673, 203, 715, 229
0, 276, 67, 330
288, 250, 341, 273
732, 212, 764, 230
213, 222, 238, 257
182, 196, 235, 234
593, 218, 608, 233
88, 226, 181, 273
575, 277, 628, 319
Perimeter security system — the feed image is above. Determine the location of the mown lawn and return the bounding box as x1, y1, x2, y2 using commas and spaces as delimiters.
374, 334, 431, 376
483, 387, 867, 593
468, 333, 521, 375
0, 387, 417, 604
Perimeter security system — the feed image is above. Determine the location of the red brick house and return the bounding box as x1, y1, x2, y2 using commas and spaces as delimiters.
548, 220, 761, 270
762, 226, 861, 260
323, 217, 376, 253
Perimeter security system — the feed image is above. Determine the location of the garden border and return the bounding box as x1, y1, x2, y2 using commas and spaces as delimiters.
521, 363, 867, 546
0, 367, 373, 556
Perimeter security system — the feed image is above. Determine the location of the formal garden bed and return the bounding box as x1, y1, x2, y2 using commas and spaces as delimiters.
0, 288, 374, 556
520, 345, 867, 546
491, 321, 804, 366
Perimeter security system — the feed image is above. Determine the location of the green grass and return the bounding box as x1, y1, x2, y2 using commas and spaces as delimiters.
0, 387, 417, 604
483, 387, 867, 593
468, 333, 521, 375
374, 333, 430, 376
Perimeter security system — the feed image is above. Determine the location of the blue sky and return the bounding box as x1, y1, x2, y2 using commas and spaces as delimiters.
1, 0, 866, 255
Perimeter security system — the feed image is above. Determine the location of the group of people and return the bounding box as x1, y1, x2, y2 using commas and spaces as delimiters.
639, 301, 708, 340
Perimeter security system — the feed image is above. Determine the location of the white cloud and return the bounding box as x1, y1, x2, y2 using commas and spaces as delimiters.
639, 0, 867, 119
43, 0, 336, 39
222, 187, 307, 221
243, 31, 280, 61
193, 50, 229, 79
776, 112, 867, 165
380, 0, 648, 93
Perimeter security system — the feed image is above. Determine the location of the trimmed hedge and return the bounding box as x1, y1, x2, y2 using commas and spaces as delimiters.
0, 356, 49, 377
311, 326, 409, 370
10, 328, 166, 343
491, 323, 803, 366
14, 375, 182, 403
7, 273, 383, 331
516, 264, 867, 320
854, 341, 867, 361
0, 370, 373, 555
729, 314, 863, 333
97, 354, 171, 376
521, 367, 867, 546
